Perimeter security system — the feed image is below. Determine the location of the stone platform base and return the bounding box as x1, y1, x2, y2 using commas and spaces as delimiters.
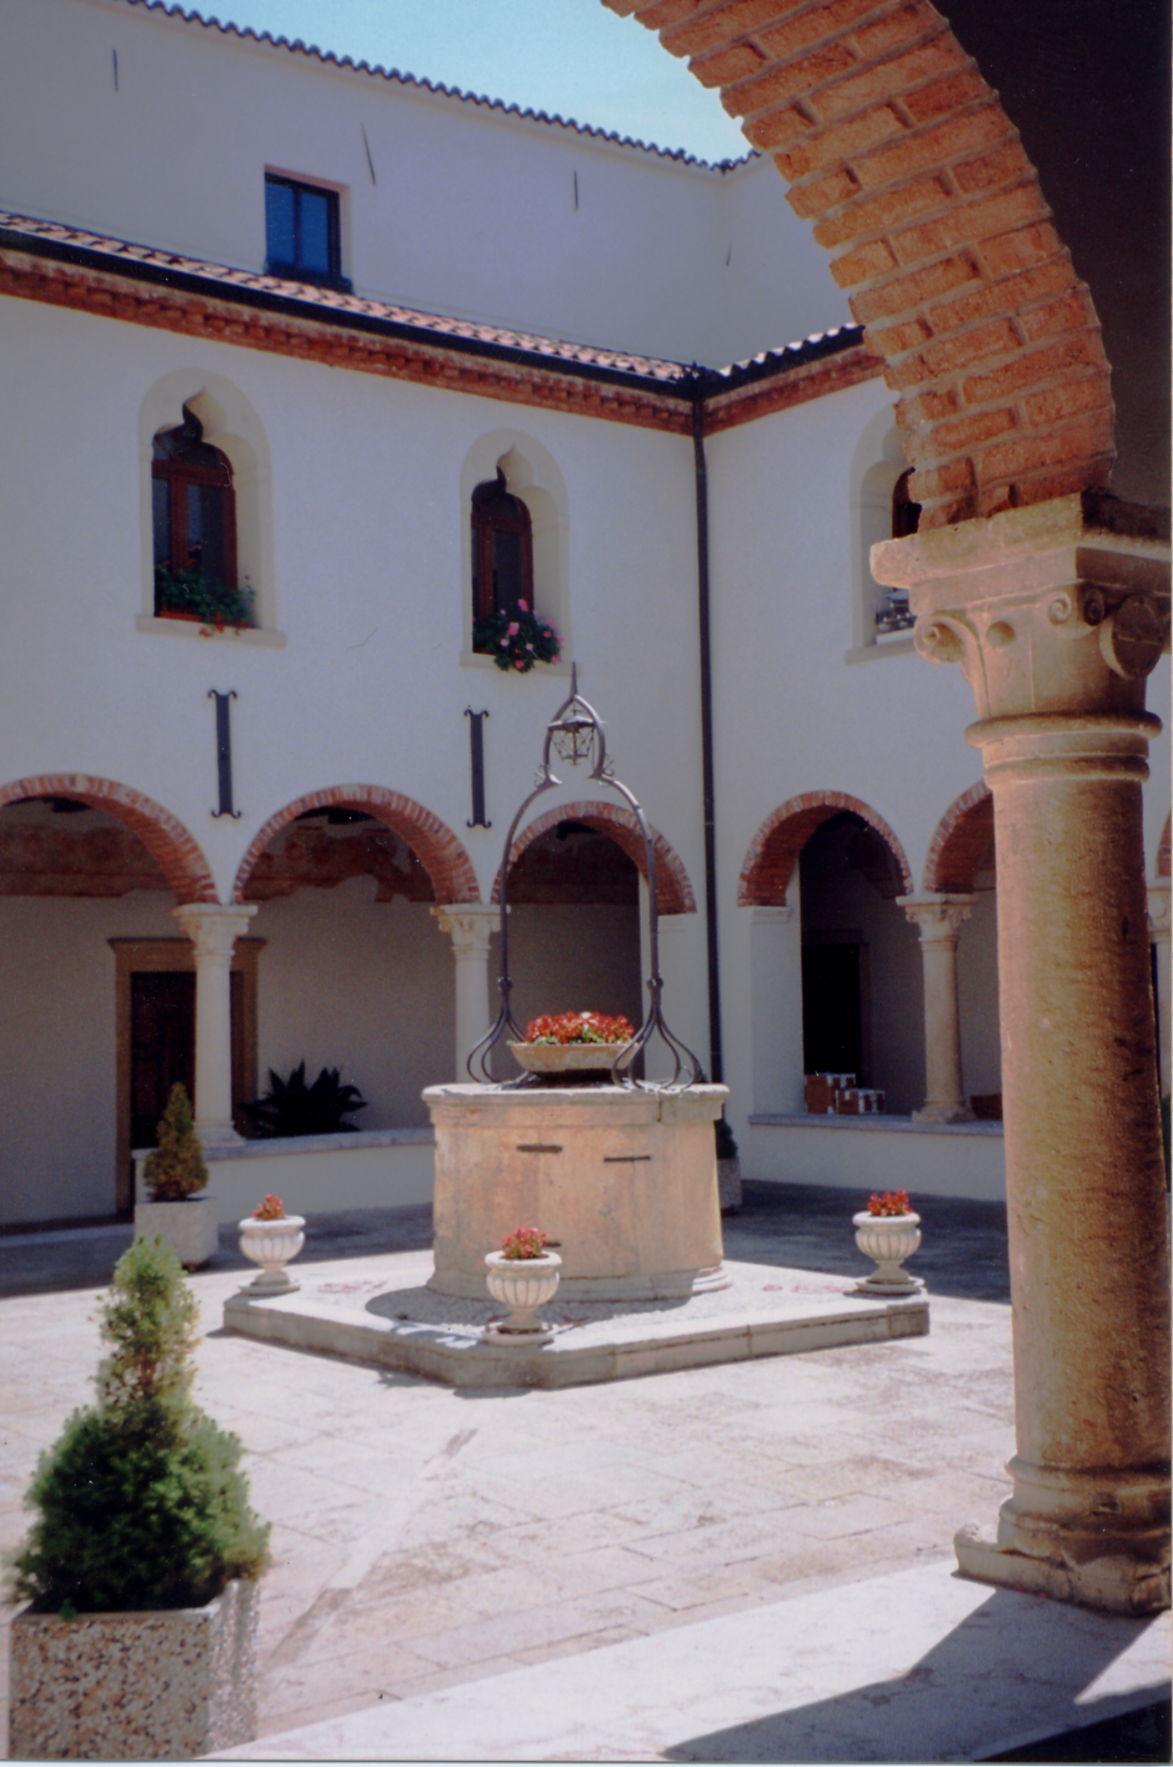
222, 1248, 928, 1389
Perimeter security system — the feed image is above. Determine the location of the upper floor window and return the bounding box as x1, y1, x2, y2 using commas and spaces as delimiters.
152, 408, 253, 627
264, 174, 350, 291
874, 468, 920, 635
472, 471, 534, 628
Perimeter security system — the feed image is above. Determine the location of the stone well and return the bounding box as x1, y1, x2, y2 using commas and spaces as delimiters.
425, 1082, 729, 1301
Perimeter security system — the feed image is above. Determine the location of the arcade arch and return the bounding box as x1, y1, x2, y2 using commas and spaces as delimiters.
233, 787, 481, 1125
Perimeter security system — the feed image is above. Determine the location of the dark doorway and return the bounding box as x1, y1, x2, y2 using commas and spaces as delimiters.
129, 971, 247, 1154
130, 971, 195, 1151
802, 941, 864, 1079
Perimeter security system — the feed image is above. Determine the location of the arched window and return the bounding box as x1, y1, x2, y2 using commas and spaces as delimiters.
874, 469, 921, 636
471, 470, 533, 637
891, 467, 922, 539
152, 408, 251, 625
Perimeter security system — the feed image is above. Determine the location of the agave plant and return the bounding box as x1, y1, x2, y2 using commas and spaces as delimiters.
241, 1062, 367, 1138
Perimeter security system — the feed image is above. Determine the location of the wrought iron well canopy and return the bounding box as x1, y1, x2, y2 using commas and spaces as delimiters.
468, 669, 702, 1090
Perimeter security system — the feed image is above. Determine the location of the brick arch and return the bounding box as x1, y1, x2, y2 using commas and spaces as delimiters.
232, 786, 480, 904
608, 0, 1113, 525
0, 773, 217, 903
924, 780, 994, 892
1158, 814, 1171, 881
494, 801, 697, 915
739, 789, 912, 905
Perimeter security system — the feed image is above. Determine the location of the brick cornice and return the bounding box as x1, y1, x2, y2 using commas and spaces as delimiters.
0, 241, 875, 437
0, 247, 695, 436
704, 338, 882, 429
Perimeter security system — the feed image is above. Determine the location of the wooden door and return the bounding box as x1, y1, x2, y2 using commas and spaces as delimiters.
130, 971, 195, 1151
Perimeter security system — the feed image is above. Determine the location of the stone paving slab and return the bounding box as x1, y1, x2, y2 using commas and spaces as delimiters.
222, 1252, 929, 1387
222, 1560, 1172, 1763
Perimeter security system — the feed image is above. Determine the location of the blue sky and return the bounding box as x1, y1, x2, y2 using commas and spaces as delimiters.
186, 0, 751, 162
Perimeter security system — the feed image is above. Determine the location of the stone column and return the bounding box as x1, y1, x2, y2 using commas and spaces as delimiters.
172, 903, 258, 1148
749, 905, 804, 1113
874, 491, 1171, 1614
431, 904, 498, 1080
897, 894, 975, 1122
1147, 882, 1171, 1095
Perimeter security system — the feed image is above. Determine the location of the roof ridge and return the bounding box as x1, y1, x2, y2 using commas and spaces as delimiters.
119, 0, 753, 171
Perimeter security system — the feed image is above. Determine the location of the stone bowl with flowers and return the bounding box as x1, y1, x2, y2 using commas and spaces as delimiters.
483, 1225, 562, 1344
508, 1011, 635, 1083
238, 1193, 306, 1295
851, 1189, 923, 1294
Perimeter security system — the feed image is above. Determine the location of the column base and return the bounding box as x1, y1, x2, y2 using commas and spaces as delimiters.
912, 1103, 975, 1124
196, 1122, 244, 1150
955, 1513, 1171, 1617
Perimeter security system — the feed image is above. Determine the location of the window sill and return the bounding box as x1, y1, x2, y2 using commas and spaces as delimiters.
137, 615, 286, 648
843, 636, 917, 665
459, 650, 572, 675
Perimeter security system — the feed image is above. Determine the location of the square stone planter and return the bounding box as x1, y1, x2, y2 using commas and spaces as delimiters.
7, 1577, 258, 1760
133, 1194, 220, 1269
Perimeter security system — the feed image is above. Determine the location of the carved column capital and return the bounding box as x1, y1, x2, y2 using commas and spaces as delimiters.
172, 902, 258, 962
873, 491, 1169, 722
431, 903, 498, 959
897, 893, 975, 943
1147, 881, 1171, 942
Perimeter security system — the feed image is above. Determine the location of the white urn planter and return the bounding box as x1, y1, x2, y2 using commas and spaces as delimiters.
484, 1250, 562, 1345
133, 1195, 219, 1270
508, 1041, 629, 1079
238, 1215, 306, 1294
7, 1578, 258, 1761
852, 1211, 923, 1295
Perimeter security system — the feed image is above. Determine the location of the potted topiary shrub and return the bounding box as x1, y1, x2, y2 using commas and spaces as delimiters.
6, 1236, 270, 1760
134, 1082, 219, 1269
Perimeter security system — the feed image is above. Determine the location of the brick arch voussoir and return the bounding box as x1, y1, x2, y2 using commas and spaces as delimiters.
924, 781, 994, 892
0, 773, 218, 903
494, 799, 697, 915
739, 789, 913, 906
232, 786, 480, 904
1158, 815, 1171, 881
608, 0, 1114, 526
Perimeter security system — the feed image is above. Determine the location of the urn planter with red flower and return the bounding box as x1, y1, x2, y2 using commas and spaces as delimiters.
484, 1226, 562, 1345
508, 1010, 635, 1081
852, 1190, 923, 1295
238, 1194, 305, 1295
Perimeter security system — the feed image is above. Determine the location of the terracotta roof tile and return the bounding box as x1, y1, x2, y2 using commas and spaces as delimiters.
0, 209, 864, 389
122, 0, 751, 171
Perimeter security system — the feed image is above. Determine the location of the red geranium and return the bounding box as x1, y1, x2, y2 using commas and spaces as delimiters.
523, 1011, 635, 1046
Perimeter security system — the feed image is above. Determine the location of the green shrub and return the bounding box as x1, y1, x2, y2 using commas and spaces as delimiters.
6, 1237, 269, 1614
242, 1061, 367, 1138
143, 1082, 208, 1200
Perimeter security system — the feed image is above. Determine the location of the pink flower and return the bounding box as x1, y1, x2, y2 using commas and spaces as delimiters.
514, 658, 526, 670
517, 599, 529, 613
499, 637, 509, 648
507, 621, 519, 636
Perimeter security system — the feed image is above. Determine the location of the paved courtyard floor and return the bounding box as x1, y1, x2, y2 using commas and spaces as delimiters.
0, 1183, 1166, 1761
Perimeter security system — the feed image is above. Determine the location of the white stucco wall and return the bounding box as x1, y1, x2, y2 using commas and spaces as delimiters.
0, 0, 848, 366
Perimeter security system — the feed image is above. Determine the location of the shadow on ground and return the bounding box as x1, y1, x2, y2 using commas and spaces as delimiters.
0, 1185, 1008, 1305
727, 1180, 1010, 1304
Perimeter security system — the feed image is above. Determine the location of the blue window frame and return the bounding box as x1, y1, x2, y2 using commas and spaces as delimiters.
264, 174, 349, 290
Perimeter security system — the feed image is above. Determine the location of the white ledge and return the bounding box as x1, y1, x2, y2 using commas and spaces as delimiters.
136, 615, 287, 648
748, 1112, 1002, 1136
133, 1126, 434, 1162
